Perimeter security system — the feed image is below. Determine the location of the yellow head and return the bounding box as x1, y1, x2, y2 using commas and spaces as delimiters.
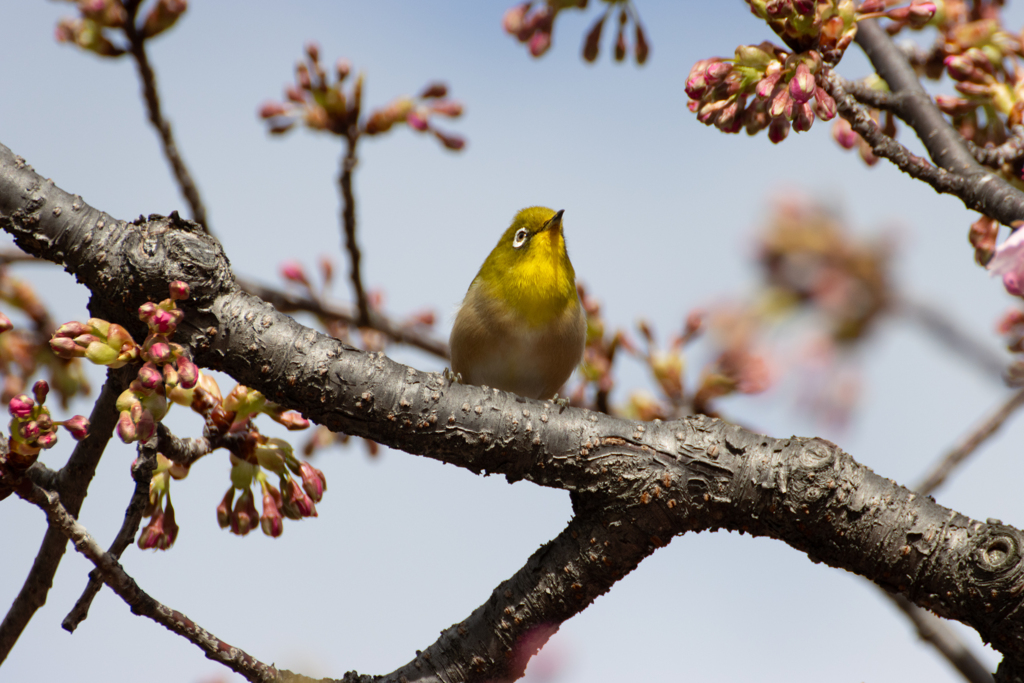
473, 207, 578, 327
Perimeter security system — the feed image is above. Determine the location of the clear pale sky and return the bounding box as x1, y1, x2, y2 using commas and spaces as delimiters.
2, 2, 1023, 682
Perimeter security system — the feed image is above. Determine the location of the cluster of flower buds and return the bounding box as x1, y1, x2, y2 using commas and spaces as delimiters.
686, 44, 837, 142
50, 318, 138, 368
692, 308, 774, 416
218, 435, 326, 538
222, 385, 310, 432
362, 82, 466, 150
6, 380, 89, 468
744, 0, 864, 64
137, 453, 187, 550
503, 0, 648, 64
259, 42, 361, 136
756, 198, 891, 341
259, 43, 467, 151
503, 1, 577, 58
54, 0, 187, 58
581, 2, 649, 64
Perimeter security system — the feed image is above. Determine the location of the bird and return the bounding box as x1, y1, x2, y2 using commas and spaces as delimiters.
449, 206, 586, 400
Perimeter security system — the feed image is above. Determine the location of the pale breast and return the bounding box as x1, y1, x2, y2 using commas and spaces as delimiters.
450, 283, 585, 399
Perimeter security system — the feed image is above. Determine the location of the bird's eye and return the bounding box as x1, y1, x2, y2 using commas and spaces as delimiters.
513, 228, 529, 249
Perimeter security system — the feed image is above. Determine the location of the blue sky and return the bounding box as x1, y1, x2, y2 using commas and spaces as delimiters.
2, 2, 1022, 682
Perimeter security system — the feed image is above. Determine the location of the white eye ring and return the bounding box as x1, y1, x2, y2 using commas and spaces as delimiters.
513, 228, 529, 249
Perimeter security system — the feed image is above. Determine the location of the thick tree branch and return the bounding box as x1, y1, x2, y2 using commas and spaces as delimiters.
2, 469, 276, 683
852, 20, 1024, 227
4, 142, 1022, 680
0, 369, 127, 663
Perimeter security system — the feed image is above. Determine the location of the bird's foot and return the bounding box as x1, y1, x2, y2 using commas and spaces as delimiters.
550, 393, 570, 407
443, 367, 463, 385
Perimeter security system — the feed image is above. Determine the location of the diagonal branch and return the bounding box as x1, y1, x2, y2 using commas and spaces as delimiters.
916, 386, 1024, 496
2, 468, 277, 683
61, 438, 158, 632
0, 368, 128, 664
850, 20, 1024, 227
121, 0, 211, 234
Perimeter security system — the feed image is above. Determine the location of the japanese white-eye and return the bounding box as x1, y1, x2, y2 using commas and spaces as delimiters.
450, 207, 586, 400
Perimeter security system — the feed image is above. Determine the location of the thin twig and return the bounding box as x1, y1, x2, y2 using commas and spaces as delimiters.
62, 439, 158, 632
825, 72, 975, 198
887, 592, 995, 683
852, 20, 1024, 227
897, 297, 1007, 382
838, 75, 903, 112
965, 127, 1024, 168
237, 276, 450, 359
916, 387, 1024, 496
3, 470, 277, 683
340, 132, 371, 327
122, 1, 211, 234
0, 370, 126, 664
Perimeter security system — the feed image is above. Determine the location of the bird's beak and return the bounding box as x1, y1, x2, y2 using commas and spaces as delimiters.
544, 209, 565, 234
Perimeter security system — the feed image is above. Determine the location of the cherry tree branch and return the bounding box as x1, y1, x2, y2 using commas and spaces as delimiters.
0, 369, 127, 664
121, 0, 211, 234
896, 297, 1008, 382
849, 20, 1024, 227
1, 468, 277, 683
61, 438, 158, 633
340, 133, 371, 327
4, 142, 1024, 682
917, 387, 1024, 496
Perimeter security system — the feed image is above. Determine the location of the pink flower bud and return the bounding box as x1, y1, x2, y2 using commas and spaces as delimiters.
789, 62, 816, 104
419, 82, 448, 99
793, 102, 815, 132
32, 380, 49, 405
117, 410, 136, 442
768, 116, 791, 144
168, 280, 190, 300
429, 100, 463, 117
434, 130, 466, 151
162, 363, 180, 390
136, 410, 157, 443
406, 111, 429, 131
19, 421, 40, 440
9, 394, 34, 419
260, 488, 284, 537
147, 341, 172, 364
298, 461, 327, 502
216, 488, 234, 528
176, 356, 198, 390
502, 3, 529, 35
336, 58, 351, 81
137, 362, 163, 391
138, 301, 159, 323
280, 260, 309, 286
259, 101, 287, 119
231, 488, 259, 536
36, 431, 57, 450
528, 30, 551, 58
60, 415, 90, 441
831, 117, 858, 149
813, 87, 836, 121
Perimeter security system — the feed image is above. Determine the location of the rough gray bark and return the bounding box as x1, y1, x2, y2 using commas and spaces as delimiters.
2, 140, 1023, 682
